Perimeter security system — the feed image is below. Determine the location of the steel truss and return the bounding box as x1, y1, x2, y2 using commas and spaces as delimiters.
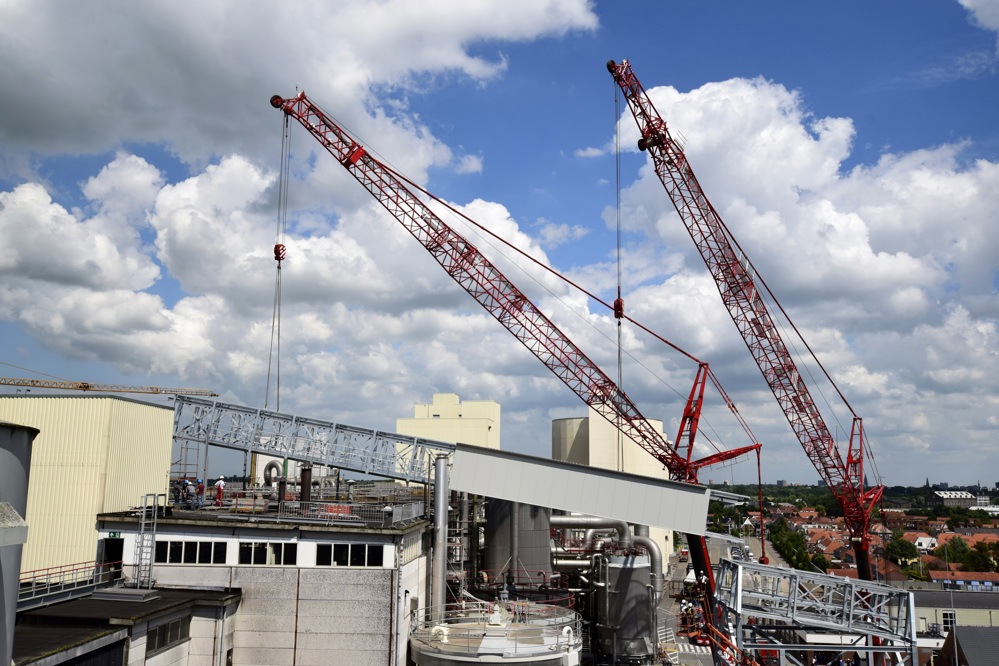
172, 395, 455, 483
712, 559, 917, 665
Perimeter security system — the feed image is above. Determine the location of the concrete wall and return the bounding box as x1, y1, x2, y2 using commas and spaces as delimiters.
224, 567, 395, 666
146, 552, 422, 666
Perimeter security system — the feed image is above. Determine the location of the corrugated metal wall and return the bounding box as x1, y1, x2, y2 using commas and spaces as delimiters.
0, 396, 173, 574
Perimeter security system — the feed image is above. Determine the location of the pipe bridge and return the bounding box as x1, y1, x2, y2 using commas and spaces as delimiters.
172, 395, 455, 483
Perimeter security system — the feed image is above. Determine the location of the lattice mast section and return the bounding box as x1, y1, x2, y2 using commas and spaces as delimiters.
607, 59, 883, 577
269, 92, 691, 480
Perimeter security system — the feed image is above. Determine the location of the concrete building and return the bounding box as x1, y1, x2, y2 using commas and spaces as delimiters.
91, 499, 430, 666
552, 407, 675, 557
912, 589, 999, 665
0, 395, 174, 574
13, 587, 241, 666
928, 490, 976, 509
396, 393, 500, 449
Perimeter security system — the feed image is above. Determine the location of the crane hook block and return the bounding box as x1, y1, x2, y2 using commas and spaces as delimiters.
613, 297, 624, 319
270, 95, 285, 109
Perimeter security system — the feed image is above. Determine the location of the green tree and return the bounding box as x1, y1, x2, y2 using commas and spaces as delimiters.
934, 536, 971, 567
964, 543, 995, 573
885, 537, 919, 565
811, 554, 830, 572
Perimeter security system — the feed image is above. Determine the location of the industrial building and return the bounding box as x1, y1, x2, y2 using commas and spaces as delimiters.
553, 408, 675, 558
397, 393, 501, 450
0, 396, 173, 574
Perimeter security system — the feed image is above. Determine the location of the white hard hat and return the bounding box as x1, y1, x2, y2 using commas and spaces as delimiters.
219, 475, 224, 480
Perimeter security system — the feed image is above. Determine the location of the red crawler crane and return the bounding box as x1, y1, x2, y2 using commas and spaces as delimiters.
270, 91, 760, 585
607, 59, 884, 580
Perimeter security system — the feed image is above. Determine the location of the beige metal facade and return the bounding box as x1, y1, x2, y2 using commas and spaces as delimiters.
0, 396, 173, 574
396, 393, 500, 449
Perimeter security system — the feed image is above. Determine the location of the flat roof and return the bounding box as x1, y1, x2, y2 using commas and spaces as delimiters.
13, 588, 240, 664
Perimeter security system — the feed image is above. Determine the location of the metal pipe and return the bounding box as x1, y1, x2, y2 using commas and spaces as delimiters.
632, 535, 663, 597
511, 501, 520, 578
300, 464, 312, 504
263, 460, 282, 486
550, 515, 632, 550
432, 454, 449, 624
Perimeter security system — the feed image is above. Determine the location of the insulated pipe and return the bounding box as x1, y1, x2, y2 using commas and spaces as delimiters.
432, 454, 449, 624
632, 535, 663, 597
263, 460, 282, 486
551, 515, 632, 551
553, 557, 597, 571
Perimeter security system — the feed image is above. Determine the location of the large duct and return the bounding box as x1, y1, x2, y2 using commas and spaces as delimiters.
550, 514, 632, 551
633, 535, 663, 597
1, 421, 38, 666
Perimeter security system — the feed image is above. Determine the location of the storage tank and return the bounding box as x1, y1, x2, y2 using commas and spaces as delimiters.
593, 553, 655, 661
484, 499, 551, 589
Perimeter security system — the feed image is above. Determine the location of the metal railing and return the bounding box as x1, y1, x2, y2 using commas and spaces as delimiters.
18, 560, 121, 611
409, 600, 582, 658
276, 500, 424, 526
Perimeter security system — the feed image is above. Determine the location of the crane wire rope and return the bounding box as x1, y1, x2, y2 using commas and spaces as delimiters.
391, 162, 757, 455
614, 84, 625, 472
305, 101, 759, 458
266, 112, 291, 412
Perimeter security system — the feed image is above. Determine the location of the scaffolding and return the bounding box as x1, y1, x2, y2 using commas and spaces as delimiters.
712, 559, 917, 665
171, 396, 456, 484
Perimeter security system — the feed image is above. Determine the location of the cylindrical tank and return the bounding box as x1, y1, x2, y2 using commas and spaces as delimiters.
484, 499, 551, 588
594, 554, 654, 660
1, 421, 38, 666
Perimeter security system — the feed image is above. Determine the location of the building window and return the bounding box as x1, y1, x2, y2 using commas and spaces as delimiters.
147, 616, 190, 654
316, 543, 384, 567
238, 542, 297, 566
154, 541, 227, 565
942, 610, 956, 632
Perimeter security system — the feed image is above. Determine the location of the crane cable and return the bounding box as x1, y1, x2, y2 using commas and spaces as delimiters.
266, 113, 291, 411
614, 84, 626, 473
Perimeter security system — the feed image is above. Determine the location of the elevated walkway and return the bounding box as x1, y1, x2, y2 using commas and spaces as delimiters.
18, 561, 120, 612
712, 558, 918, 664
172, 395, 456, 483
173, 398, 712, 533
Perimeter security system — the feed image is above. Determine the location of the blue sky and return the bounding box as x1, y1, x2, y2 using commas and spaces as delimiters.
1, 0, 997, 487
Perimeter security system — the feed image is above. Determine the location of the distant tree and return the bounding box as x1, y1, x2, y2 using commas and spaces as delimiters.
964, 543, 996, 573
811, 554, 830, 572
885, 537, 918, 565
934, 536, 971, 567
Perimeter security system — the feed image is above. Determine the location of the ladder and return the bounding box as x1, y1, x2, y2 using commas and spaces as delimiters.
132, 494, 160, 588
